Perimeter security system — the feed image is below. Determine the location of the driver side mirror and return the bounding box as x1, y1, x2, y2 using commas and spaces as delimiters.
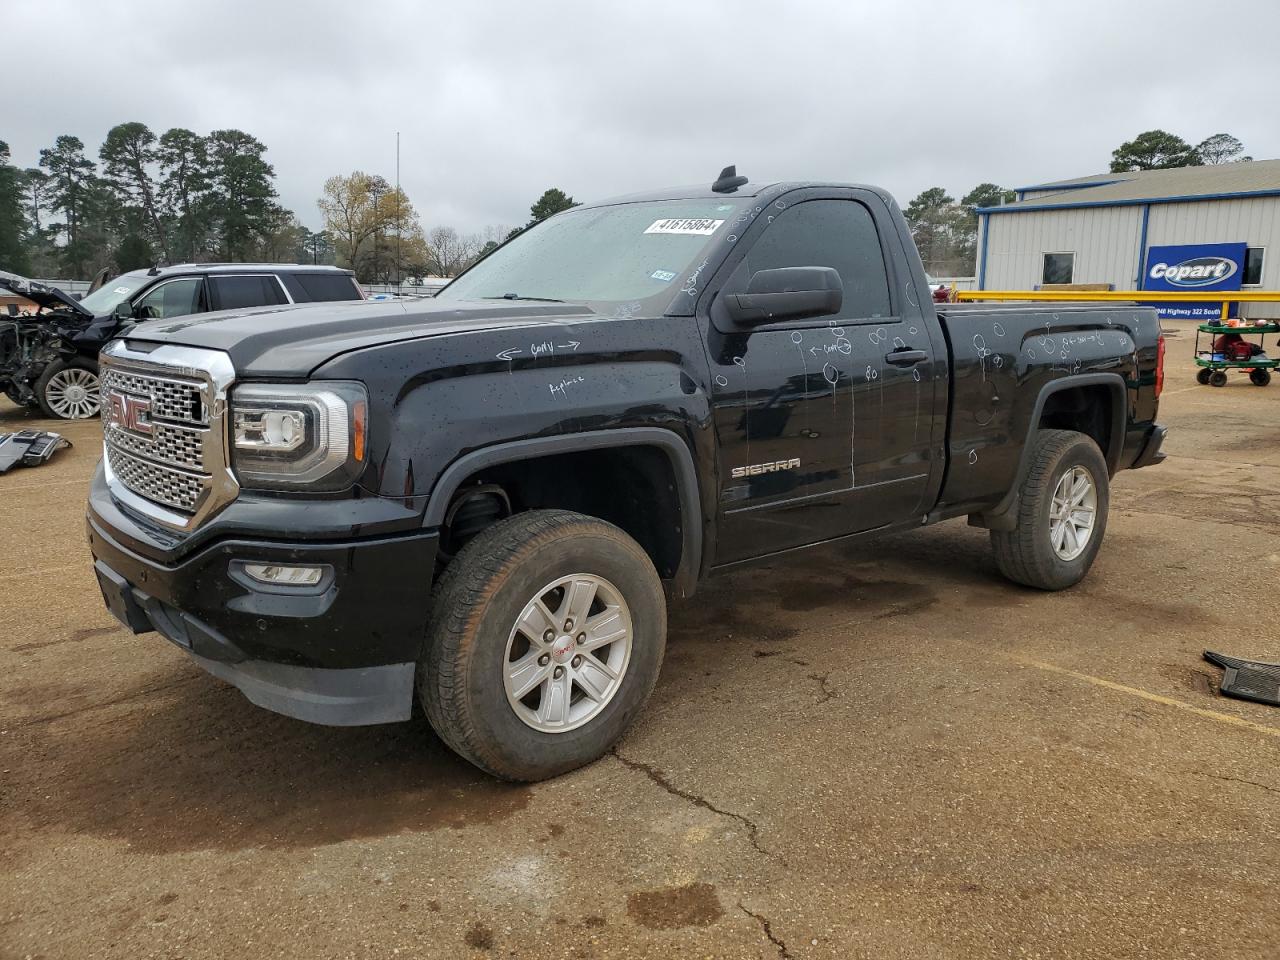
725, 266, 843, 326
112, 301, 134, 321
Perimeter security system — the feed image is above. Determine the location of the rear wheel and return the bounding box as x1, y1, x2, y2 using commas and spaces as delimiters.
36, 359, 101, 419
991, 429, 1109, 591
1196, 367, 1212, 385
1209, 370, 1229, 388
421, 510, 666, 781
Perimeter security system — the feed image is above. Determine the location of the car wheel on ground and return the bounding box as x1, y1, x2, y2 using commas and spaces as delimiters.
36, 359, 102, 420
1209, 370, 1229, 388
990, 429, 1109, 591
1196, 367, 1212, 385
420, 509, 667, 782
1249, 368, 1271, 387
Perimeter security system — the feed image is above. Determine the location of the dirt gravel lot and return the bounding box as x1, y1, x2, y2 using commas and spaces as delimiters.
3, 321, 1279, 960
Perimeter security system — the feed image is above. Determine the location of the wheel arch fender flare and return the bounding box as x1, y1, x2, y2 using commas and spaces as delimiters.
982, 372, 1127, 530
423, 427, 704, 596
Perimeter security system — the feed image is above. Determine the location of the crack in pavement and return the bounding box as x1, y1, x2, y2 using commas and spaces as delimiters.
739, 904, 793, 959
10, 675, 202, 727
809, 672, 837, 704
1194, 771, 1280, 795
610, 749, 775, 860
1162, 452, 1280, 471
12, 626, 121, 654
1121, 505, 1279, 532
874, 601, 929, 621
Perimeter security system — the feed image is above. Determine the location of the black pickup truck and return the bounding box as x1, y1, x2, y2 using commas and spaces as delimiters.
86, 168, 1167, 781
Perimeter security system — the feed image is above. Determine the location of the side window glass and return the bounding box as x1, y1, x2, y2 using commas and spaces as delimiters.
293, 273, 362, 301
212, 275, 287, 310
740, 200, 892, 320
134, 278, 203, 320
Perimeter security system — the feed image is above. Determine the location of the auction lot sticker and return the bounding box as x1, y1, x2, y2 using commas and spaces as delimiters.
644, 218, 724, 236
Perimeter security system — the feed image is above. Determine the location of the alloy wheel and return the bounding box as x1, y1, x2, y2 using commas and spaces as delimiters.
44, 367, 102, 419
1049, 465, 1096, 561
503, 573, 633, 733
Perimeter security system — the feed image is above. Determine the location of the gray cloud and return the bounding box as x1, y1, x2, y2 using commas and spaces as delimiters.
8, 0, 1279, 234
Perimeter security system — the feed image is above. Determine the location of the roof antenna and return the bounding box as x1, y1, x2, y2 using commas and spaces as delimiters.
711, 164, 748, 193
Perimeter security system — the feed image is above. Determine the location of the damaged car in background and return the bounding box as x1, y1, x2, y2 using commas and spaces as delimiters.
0, 264, 365, 420
0, 271, 102, 419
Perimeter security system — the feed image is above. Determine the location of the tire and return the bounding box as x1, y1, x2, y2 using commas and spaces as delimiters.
421, 509, 666, 781
990, 429, 1109, 591
36, 359, 102, 419
1249, 368, 1271, 387
1196, 368, 1212, 385
1209, 370, 1229, 388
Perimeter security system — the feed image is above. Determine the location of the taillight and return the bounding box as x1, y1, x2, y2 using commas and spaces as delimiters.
1155, 334, 1166, 397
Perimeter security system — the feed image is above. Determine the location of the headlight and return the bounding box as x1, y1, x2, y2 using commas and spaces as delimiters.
229, 382, 367, 490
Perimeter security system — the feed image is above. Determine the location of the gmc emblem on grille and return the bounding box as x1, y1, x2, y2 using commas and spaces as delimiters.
108, 391, 153, 436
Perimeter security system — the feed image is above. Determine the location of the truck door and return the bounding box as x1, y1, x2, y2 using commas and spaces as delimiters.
703, 192, 940, 563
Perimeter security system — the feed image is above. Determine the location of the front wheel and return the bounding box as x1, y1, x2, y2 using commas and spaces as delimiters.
991, 430, 1110, 591
421, 510, 666, 781
1249, 368, 1271, 387
1196, 367, 1212, 385
36, 359, 102, 419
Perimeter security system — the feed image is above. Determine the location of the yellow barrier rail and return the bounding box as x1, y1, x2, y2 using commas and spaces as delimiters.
954, 289, 1280, 321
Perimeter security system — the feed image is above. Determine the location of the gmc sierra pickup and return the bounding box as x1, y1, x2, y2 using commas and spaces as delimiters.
86, 167, 1167, 781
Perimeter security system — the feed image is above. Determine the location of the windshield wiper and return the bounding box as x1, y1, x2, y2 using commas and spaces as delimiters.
483, 294, 566, 303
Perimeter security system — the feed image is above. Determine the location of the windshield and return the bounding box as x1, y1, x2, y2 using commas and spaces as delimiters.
78, 273, 150, 315
437, 199, 747, 310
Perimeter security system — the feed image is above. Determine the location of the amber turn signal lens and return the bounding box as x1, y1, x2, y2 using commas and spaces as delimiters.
352, 399, 367, 462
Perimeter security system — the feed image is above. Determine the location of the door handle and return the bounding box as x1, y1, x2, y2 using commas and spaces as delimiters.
884, 349, 928, 366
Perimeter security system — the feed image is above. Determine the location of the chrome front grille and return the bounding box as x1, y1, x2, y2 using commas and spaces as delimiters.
105, 445, 208, 512
99, 342, 238, 530
105, 419, 204, 470
100, 368, 205, 424
104, 422, 202, 476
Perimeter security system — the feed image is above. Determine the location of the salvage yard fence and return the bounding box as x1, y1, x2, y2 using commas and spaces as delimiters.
33, 279, 94, 296
362, 282, 447, 298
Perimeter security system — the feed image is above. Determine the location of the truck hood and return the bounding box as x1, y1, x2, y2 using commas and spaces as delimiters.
125, 298, 600, 378
0, 270, 94, 319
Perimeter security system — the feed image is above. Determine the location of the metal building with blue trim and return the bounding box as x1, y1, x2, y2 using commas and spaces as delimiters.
975, 159, 1280, 317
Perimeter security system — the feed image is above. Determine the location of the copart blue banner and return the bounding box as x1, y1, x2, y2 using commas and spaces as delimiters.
1142, 242, 1246, 320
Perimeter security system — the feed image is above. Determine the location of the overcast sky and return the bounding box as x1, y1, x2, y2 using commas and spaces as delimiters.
9, 0, 1280, 235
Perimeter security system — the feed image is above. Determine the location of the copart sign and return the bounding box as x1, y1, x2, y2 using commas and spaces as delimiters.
1143, 242, 1246, 292
1142, 241, 1247, 320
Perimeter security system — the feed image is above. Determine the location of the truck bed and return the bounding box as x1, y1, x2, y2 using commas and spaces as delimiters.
932, 301, 1161, 520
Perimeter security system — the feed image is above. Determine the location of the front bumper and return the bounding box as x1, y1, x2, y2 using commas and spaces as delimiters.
87, 471, 438, 726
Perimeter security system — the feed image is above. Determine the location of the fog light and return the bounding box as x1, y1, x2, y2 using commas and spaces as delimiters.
242, 563, 324, 587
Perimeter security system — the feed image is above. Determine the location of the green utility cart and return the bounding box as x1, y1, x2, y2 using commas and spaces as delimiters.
1194, 322, 1280, 387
